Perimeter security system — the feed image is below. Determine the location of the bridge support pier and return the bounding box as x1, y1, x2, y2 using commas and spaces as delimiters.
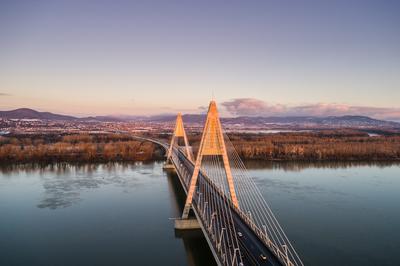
162, 163, 175, 170
174, 218, 200, 230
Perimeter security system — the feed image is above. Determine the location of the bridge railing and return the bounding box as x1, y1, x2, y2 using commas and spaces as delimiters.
197, 163, 297, 266
139, 136, 303, 266
222, 133, 304, 266
172, 142, 303, 266
170, 147, 243, 266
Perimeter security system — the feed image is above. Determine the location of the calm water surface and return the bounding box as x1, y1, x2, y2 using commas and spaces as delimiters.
0, 161, 399, 266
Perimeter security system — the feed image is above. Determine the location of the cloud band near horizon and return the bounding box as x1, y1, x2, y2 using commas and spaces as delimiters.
221, 98, 400, 122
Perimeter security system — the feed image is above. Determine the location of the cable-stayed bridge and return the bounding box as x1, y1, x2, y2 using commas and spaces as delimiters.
139, 101, 303, 266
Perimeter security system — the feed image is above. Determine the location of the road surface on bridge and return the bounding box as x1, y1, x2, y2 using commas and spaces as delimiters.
132, 101, 303, 266
138, 136, 286, 266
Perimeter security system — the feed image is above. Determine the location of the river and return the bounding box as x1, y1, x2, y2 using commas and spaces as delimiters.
0, 161, 399, 266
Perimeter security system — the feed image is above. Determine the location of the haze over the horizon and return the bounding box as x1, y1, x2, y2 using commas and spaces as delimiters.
1, 0, 399, 119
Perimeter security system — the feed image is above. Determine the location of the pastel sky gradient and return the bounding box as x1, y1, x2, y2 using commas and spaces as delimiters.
1, 0, 399, 119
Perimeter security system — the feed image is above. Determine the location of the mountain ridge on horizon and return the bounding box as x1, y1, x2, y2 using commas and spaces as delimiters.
1, 108, 400, 128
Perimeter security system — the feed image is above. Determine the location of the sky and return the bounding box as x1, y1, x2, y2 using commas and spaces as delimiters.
0, 0, 399, 120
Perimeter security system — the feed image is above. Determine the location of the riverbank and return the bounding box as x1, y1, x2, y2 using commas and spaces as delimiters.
1, 131, 399, 164
185, 130, 400, 161
0, 133, 164, 164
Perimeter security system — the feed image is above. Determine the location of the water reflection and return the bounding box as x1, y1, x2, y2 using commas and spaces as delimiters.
245, 161, 400, 266
179, 230, 217, 266
0, 162, 216, 266
0, 162, 215, 266
1, 161, 399, 266
0, 162, 160, 209
1, 162, 172, 210
37, 171, 108, 209
1, 160, 398, 174
0, 161, 157, 174
244, 160, 400, 171
165, 169, 216, 266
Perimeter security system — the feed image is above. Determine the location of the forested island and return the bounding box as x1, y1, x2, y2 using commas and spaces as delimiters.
227, 131, 400, 161
1, 130, 399, 164
0, 134, 162, 164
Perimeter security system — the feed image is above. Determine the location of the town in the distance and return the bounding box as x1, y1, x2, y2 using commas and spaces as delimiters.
2, 107, 400, 134
1, 106, 400, 164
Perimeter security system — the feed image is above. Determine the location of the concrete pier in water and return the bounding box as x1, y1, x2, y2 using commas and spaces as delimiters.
162, 163, 175, 170
174, 218, 201, 230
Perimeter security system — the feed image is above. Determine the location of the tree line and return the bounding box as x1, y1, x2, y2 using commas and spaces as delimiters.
1, 130, 399, 164
0, 134, 163, 164
180, 130, 400, 161
227, 131, 400, 161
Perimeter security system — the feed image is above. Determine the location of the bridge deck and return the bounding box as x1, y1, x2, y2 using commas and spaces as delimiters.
135, 136, 290, 266
172, 148, 284, 266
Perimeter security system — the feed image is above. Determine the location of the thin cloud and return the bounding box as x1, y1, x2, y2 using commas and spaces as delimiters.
222, 98, 287, 116
221, 98, 400, 121
197, 105, 208, 113
0, 93, 11, 96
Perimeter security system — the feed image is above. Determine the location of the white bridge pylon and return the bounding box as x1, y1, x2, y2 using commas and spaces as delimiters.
166, 113, 194, 163
182, 100, 239, 218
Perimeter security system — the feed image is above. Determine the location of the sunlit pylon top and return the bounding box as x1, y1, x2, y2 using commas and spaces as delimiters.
182, 100, 239, 219
166, 113, 193, 162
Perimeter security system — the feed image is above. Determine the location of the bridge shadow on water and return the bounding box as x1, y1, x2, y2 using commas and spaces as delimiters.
164, 169, 217, 266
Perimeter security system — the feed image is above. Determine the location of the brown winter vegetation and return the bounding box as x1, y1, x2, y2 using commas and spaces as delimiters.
162, 130, 400, 161
1, 130, 400, 164
227, 131, 400, 161
0, 133, 163, 164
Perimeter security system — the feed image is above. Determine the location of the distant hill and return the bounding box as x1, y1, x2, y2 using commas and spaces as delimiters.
0, 108, 122, 122
221, 115, 400, 128
1, 108, 399, 128
145, 114, 400, 128
0, 108, 77, 120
